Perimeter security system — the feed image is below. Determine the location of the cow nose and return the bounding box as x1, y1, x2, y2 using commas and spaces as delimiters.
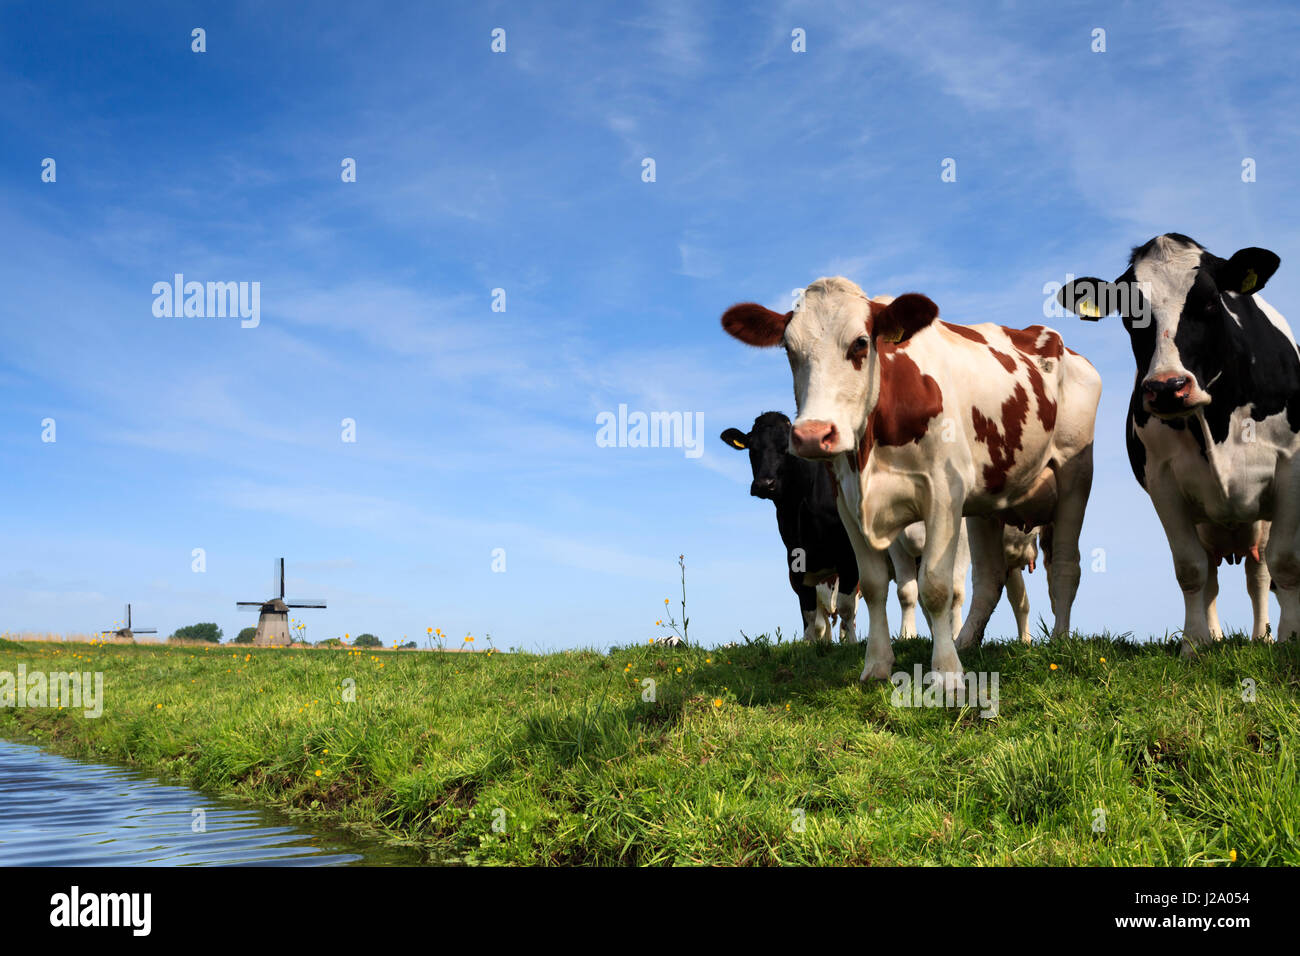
750, 478, 778, 499
1143, 374, 1192, 413
791, 420, 838, 457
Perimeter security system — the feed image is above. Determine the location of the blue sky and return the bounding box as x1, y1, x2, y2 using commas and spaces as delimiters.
2, 0, 1298, 649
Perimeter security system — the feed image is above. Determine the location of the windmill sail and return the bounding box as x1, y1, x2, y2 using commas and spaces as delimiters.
237, 557, 327, 646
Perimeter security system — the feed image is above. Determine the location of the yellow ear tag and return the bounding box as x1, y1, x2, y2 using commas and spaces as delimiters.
1077, 299, 1101, 318
1241, 269, 1258, 294
882, 329, 903, 344
730, 439, 745, 449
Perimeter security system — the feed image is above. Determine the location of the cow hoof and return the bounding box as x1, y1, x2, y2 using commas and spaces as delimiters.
859, 660, 894, 682
1178, 639, 1199, 660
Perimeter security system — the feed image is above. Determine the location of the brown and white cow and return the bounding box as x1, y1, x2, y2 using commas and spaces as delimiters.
722, 277, 1101, 688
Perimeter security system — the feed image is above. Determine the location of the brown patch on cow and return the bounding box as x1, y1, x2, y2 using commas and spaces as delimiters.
873, 352, 943, 446
1004, 325, 1064, 360
989, 348, 1016, 373
851, 351, 943, 472
1017, 353, 1058, 431
941, 321, 987, 344
971, 384, 1028, 493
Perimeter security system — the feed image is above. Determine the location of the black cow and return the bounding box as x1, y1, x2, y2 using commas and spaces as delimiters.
1059, 234, 1293, 652
721, 412, 860, 642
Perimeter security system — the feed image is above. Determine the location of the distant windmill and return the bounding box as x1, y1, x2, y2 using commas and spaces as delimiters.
237, 558, 326, 646
102, 604, 157, 642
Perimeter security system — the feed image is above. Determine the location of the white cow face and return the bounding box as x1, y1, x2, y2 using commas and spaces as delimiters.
1059, 234, 1281, 419
721, 277, 939, 459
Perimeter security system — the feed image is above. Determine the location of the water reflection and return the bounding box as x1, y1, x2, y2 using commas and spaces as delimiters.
0, 738, 419, 866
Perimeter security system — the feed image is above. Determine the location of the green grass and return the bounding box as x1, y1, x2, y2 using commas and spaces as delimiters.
1, 633, 1297, 865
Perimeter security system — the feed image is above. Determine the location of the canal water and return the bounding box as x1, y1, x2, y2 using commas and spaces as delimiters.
0, 738, 422, 865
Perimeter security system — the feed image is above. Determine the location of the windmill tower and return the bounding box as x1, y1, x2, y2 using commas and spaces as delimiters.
237, 558, 326, 646
102, 604, 157, 643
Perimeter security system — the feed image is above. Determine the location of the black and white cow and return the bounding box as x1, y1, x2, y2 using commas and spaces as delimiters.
1059, 234, 1293, 653
722, 412, 859, 642
721, 411, 971, 643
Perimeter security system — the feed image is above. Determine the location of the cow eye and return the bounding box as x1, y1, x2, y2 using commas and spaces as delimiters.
848, 336, 869, 358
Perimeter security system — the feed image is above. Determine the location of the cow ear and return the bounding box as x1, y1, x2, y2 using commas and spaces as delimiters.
871, 293, 938, 344
1219, 247, 1280, 295
722, 303, 792, 347
1058, 277, 1114, 320
720, 428, 749, 450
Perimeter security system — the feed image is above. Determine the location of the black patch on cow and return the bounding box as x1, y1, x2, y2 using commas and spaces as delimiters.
1125, 383, 1148, 490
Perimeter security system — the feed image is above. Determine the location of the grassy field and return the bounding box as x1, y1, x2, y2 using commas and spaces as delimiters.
0, 632, 1297, 865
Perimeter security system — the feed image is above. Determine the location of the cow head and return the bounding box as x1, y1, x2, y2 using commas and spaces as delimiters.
720, 412, 794, 500
722, 278, 939, 458
1058, 234, 1280, 419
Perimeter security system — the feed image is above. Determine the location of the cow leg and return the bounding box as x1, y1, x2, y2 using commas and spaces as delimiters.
835, 493, 894, 678
1047, 443, 1094, 637
855, 546, 895, 681
1040, 525, 1057, 619
813, 581, 837, 643
1267, 549, 1300, 644
950, 520, 970, 638
836, 585, 859, 644
889, 537, 920, 639
1247, 551, 1272, 642
1265, 462, 1300, 643
1148, 483, 1212, 656
955, 516, 1007, 650
920, 505, 966, 689
1203, 560, 1222, 641
1006, 567, 1031, 643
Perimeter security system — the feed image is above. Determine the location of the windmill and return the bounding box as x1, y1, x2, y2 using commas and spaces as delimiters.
102, 604, 157, 642
237, 558, 326, 646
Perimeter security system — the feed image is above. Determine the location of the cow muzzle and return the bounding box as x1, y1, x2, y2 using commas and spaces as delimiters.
750, 477, 779, 500
1141, 373, 1208, 417
790, 420, 841, 458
